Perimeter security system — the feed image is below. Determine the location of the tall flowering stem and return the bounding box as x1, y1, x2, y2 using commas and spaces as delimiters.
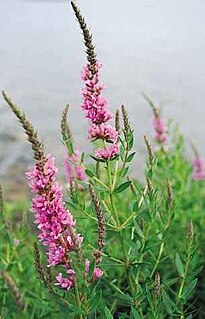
71, 2, 134, 297
71, 1, 119, 161
2, 92, 83, 293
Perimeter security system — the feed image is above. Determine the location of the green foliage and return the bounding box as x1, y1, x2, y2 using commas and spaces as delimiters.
1, 4, 205, 318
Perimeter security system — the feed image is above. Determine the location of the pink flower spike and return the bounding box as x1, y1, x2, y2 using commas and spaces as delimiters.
88, 124, 118, 142
26, 154, 83, 273
93, 267, 103, 280
95, 144, 119, 161
192, 157, 205, 181
151, 115, 168, 145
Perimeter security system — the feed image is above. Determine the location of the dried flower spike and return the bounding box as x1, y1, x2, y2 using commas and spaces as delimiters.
2, 91, 45, 169
154, 272, 161, 298
121, 105, 131, 137
167, 179, 173, 207
1, 271, 25, 311
144, 135, 154, 165
89, 184, 106, 264
187, 221, 194, 241
71, 1, 97, 67
61, 105, 73, 144
33, 242, 47, 286
115, 109, 120, 135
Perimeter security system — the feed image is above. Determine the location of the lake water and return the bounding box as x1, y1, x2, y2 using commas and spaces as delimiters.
1, 0, 205, 181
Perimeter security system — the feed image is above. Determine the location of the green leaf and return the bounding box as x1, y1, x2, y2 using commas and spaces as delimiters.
114, 181, 132, 194
182, 278, 198, 300
85, 169, 94, 178
104, 307, 114, 318
128, 132, 134, 150
126, 152, 136, 163
90, 155, 106, 163
80, 152, 85, 164
132, 201, 138, 212
134, 221, 144, 238
130, 306, 142, 319
175, 253, 184, 277
121, 166, 129, 178
162, 290, 173, 314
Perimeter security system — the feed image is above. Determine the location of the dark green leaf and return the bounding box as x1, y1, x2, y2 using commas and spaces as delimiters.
114, 181, 132, 194
130, 306, 142, 319
85, 169, 94, 178
126, 152, 136, 163
182, 279, 198, 300
175, 253, 184, 277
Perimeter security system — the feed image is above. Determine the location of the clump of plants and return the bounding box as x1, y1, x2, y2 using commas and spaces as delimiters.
1, 2, 205, 318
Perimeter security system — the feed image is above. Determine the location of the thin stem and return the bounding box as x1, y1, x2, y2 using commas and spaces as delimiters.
177, 245, 192, 312
74, 280, 83, 319
106, 160, 135, 295
150, 242, 164, 278
135, 225, 150, 291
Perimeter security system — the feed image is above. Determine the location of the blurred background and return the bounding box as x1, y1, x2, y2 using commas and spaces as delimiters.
0, 0, 205, 197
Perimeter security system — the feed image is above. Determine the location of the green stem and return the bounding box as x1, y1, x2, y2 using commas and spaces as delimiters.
135, 225, 150, 291
177, 248, 191, 304
106, 160, 134, 295
74, 280, 83, 319
150, 242, 164, 278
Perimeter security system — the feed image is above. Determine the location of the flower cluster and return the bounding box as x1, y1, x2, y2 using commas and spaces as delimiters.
26, 154, 83, 289
81, 63, 119, 160
152, 114, 168, 144
64, 147, 87, 184
192, 157, 205, 180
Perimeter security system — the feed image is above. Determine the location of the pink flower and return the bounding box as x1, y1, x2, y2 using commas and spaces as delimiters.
88, 124, 118, 142
81, 61, 119, 160
93, 267, 103, 280
151, 116, 168, 144
55, 269, 76, 290
192, 157, 205, 181
95, 144, 119, 161
86, 108, 112, 124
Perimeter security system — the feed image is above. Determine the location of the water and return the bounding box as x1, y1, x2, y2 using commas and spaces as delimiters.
1, 0, 205, 180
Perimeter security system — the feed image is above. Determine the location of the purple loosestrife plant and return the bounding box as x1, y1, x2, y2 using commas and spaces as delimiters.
1, 2, 203, 318
2, 92, 83, 290
2, 91, 105, 318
